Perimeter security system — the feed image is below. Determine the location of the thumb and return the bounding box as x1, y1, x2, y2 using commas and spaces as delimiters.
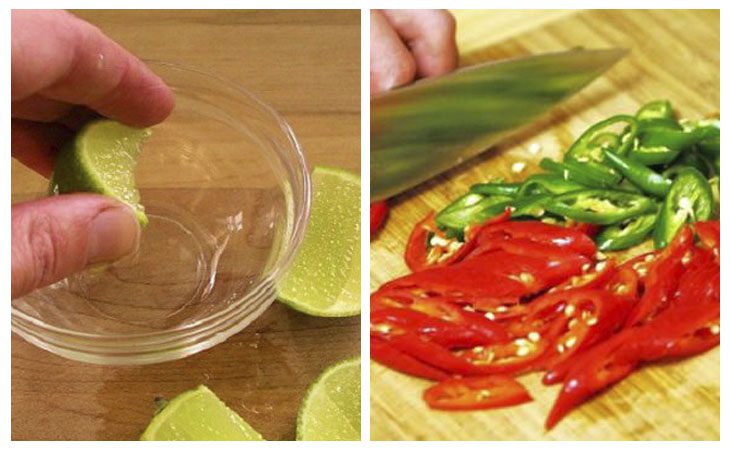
11, 193, 140, 299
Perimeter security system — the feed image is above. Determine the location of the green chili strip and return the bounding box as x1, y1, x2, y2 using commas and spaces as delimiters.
510, 194, 552, 219
565, 114, 638, 162
517, 174, 583, 197
595, 213, 657, 251
435, 193, 511, 234
653, 168, 714, 248
469, 182, 521, 197
636, 100, 674, 122
545, 189, 656, 225
539, 158, 621, 188
603, 149, 671, 197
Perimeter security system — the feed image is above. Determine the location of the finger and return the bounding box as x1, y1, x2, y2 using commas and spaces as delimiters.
11, 193, 140, 299
370, 10, 417, 94
11, 94, 75, 123
11, 10, 174, 127
11, 119, 73, 178
380, 9, 458, 78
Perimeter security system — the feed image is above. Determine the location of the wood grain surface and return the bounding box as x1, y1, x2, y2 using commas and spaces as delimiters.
11, 9, 360, 440
370, 9, 719, 441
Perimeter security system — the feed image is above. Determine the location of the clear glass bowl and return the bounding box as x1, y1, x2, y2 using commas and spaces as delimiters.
11, 61, 311, 365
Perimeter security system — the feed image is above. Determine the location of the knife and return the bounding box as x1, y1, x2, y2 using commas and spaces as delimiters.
371, 48, 627, 201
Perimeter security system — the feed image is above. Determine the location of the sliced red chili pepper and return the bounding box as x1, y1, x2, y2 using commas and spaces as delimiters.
550, 259, 617, 293
604, 265, 640, 301
458, 334, 549, 375
625, 226, 694, 326
423, 375, 533, 411
371, 336, 448, 381
615, 301, 720, 364
568, 222, 601, 238
545, 335, 636, 430
475, 220, 597, 258
538, 289, 632, 371
384, 333, 505, 376
404, 210, 510, 272
383, 250, 590, 302
370, 288, 512, 336
693, 220, 719, 257
371, 307, 508, 349
674, 249, 719, 306
370, 201, 388, 238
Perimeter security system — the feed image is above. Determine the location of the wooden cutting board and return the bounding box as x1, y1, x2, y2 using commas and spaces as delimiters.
370, 9, 719, 441
12, 10, 360, 440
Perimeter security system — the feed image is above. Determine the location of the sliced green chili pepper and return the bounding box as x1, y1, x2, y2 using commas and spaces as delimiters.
595, 213, 657, 251
709, 176, 719, 218
539, 158, 621, 188
603, 149, 671, 197
510, 194, 552, 218
517, 174, 582, 197
636, 100, 674, 122
653, 168, 713, 248
637, 118, 682, 132
685, 119, 721, 159
663, 151, 713, 179
435, 193, 511, 233
469, 182, 521, 197
630, 127, 697, 166
565, 115, 639, 162
545, 189, 656, 225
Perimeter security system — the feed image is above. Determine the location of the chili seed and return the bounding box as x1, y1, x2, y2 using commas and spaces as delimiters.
519, 272, 535, 284
565, 336, 578, 349
564, 304, 576, 316
511, 161, 526, 173
527, 331, 541, 342
372, 324, 392, 334
710, 324, 720, 335
477, 390, 492, 400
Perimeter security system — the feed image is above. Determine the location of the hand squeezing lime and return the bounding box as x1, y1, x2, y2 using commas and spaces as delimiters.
50, 119, 150, 225
278, 166, 361, 316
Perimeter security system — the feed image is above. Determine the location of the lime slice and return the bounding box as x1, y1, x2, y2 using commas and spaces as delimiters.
140, 385, 264, 441
297, 357, 361, 441
50, 119, 150, 226
278, 166, 361, 316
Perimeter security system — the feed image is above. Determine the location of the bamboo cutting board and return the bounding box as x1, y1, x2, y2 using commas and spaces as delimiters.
370, 9, 719, 440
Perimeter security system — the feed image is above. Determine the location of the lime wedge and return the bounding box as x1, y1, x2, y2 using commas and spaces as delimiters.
140, 385, 264, 441
297, 357, 361, 441
50, 119, 150, 226
278, 166, 361, 317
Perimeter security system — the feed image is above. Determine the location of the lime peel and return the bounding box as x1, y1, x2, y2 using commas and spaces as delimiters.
278, 166, 361, 317
140, 385, 264, 441
50, 119, 150, 226
297, 356, 361, 441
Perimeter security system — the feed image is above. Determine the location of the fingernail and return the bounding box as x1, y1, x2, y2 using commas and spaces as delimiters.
87, 206, 140, 264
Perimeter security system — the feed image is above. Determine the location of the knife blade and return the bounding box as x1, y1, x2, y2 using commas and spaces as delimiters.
371, 48, 627, 201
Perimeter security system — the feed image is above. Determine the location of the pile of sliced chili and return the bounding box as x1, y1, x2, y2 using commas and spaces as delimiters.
371, 100, 720, 428
371, 213, 719, 429
422, 100, 719, 251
